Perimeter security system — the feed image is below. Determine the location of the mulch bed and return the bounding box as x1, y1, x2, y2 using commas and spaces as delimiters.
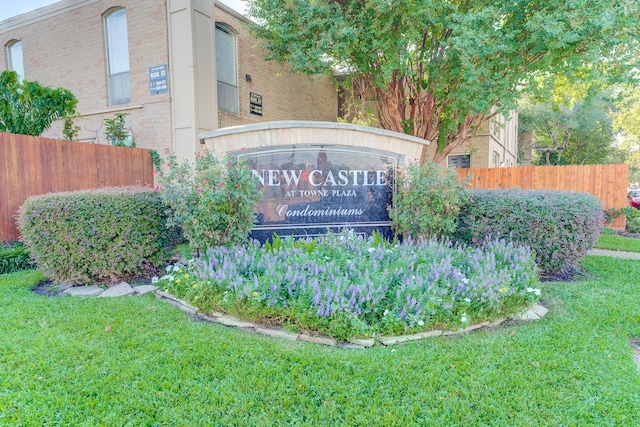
32, 280, 64, 297
539, 266, 594, 283
613, 231, 640, 239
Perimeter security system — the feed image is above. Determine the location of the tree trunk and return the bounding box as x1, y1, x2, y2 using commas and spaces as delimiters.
367, 76, 491, 167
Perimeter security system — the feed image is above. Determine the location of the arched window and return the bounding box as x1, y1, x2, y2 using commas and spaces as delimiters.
215, 23, 238, 113
6, 40, 24, 80
105, 8, 130, 105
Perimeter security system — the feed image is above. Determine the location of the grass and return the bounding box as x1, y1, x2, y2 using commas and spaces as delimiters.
594, 233, 640, 253
1, 256, 640, 425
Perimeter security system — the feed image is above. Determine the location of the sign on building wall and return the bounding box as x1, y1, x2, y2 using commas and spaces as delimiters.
149, 65, 168, 95
236, 145, 398, 241
249, 92, 263, 116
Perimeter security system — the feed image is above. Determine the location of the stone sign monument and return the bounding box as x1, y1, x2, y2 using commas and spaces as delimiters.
199, 121, 430, 241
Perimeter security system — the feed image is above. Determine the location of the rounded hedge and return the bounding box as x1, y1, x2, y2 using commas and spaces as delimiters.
18, 186, 172, 284
455, 189, 604, 273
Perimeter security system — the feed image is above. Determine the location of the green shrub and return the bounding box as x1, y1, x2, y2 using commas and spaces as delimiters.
455, 189, 604, 273
603, 207, 630, 224
0, 243, 33, 274
388, 162, 471, 240
18, 187, 172, 284
626, 208, 640, 233
103, 112, 135, 147
600, 227, 616, 235
157, 150, 262, 252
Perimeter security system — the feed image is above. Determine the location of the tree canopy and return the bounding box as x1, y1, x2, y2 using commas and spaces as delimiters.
614, 89, 640, 182
247, 0, 640, 163
520, 92, 617, 166
0, 71, 78, 137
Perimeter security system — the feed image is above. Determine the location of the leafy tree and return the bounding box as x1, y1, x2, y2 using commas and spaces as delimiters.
0, 71, 78, 136
519, 91, 617, 166
247, 0, 639, 163
613, 89, 640, 182
104, 112, 135, 147
62, 116, 81, 141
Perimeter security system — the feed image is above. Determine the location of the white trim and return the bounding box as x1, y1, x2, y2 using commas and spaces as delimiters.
199, 121, 431, 146
77, 104, 144, 118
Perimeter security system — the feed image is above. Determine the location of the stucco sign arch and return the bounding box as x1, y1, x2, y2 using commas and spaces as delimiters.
200, 121, 430, 241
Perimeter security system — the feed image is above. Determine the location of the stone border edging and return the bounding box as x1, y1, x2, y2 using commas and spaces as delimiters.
60, 281, 158, 297
155, 289, 549, 349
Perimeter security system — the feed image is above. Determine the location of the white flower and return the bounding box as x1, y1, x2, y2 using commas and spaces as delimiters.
464, 297, 471, 303
383, 309, 389, 316
151, 276, 159, 284
339, 236, 345, 241
165, 265, 172, 273
461, 278, 469, 285
172, 265, 181, 272
368, 247, 375, 253
461, 313, 469, 323
417, 320, 424, 327
346, 259, 352, 264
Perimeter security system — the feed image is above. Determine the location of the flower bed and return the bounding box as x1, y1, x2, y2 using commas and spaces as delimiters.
156, 231, 540, 341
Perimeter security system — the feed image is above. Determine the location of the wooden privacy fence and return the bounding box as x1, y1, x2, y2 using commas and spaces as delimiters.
456, 164, 629, 229
1, 133, 154, 242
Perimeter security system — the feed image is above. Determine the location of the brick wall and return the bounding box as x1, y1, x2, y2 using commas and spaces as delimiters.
0, 0, 172, 152
214, 5, 338, 128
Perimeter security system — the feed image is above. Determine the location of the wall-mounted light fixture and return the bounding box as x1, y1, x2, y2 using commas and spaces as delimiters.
245, 74, 252, 82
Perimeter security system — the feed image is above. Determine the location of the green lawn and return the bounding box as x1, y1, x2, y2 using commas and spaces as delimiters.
1, 256, 640, 426
595, 233, 640, 253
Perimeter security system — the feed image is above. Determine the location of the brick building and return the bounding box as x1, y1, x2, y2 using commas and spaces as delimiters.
448, 110, 519, 169
0, 0, 338, 160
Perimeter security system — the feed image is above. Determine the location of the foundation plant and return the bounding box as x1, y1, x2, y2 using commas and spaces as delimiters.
455, 189, 604, 274
18, 187, 172, 284
156, 150, 262, 254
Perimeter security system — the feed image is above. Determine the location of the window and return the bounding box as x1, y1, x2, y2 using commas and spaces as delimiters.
6, 40, 24, 80
448, 154, 471, 169
215, 23, 238, 113
105, 9, 130, 105
492, 151, 500, 168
